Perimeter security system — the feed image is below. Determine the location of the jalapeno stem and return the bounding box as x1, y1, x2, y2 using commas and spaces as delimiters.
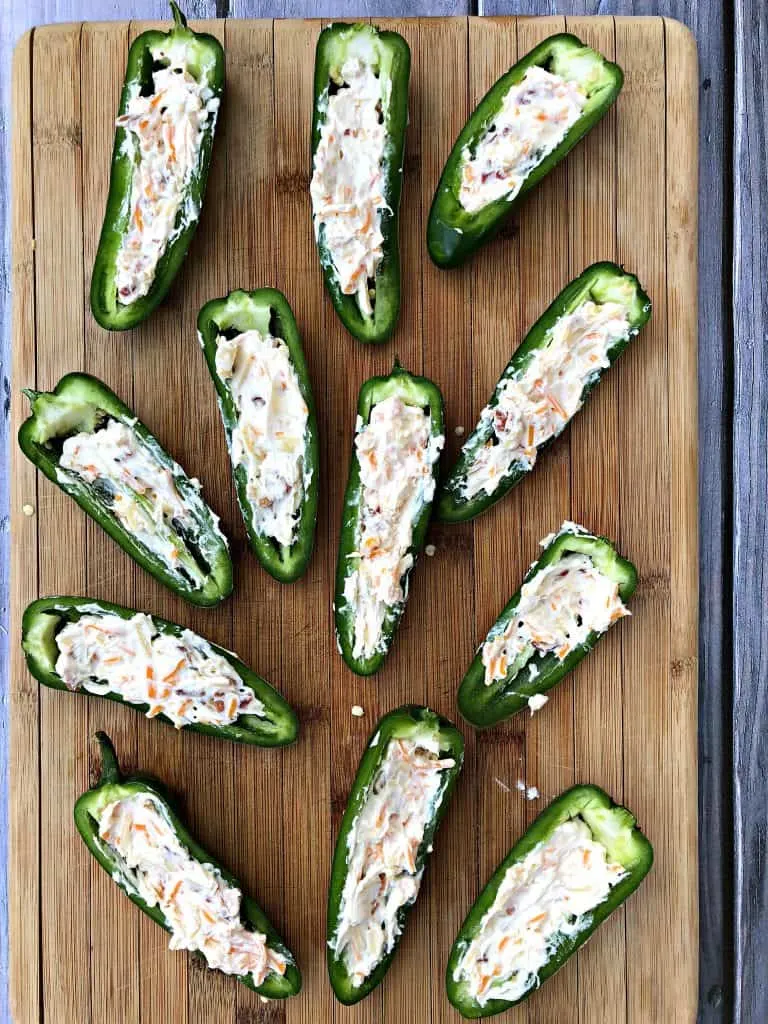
95, 731, 121, 785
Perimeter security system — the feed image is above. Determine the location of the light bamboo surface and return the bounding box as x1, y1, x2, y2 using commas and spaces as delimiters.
10, 16, 698, 1024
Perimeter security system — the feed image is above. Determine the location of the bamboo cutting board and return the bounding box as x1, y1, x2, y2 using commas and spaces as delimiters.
10, 15, 698, 1024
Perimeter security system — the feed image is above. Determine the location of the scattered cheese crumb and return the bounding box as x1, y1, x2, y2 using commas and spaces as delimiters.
425, 544, 436, 557
351, 705, 365, 717
454, 425, 465, 436
527, 693, 549, 716
22, 504, 35, 517
516, 779, 540, 801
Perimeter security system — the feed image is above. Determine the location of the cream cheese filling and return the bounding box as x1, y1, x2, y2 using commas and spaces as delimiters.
215, 329, 309, 548
453, 818, 626, 1005
458, 65, 586, 213
115, 59, 219, 304
342, 395, 444, 661
332, 735, 455, 987
310, 55, 389, 318
58, 418, 194, 570
482, 534, 629, 686
98, 792, 286, 985
55, 611, 263, 728
464, 299, 631, 499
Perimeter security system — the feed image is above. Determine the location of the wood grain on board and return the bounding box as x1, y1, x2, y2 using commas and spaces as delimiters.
10, 16, 697, 1024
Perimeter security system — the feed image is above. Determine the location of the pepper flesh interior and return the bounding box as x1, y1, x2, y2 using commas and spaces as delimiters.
332, 735, 456, 987
215, 328, 310, 548
463, 298, 631, 499
116, 52, 220, 304
311, 42, 388, 318
453, 818, 626, 1005
342, 395, 444, 660
97, 791, 286, 985
55, 610, 263, 728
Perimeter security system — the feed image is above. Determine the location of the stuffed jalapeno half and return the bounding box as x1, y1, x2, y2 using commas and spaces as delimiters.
76, 732, 301, 996
310, 22, 410, 343
198, 289, 319, 583
427, 34, 622, 268
437, 263, 651, 523
18, 373, 232, 606
23, 596, 298, 746
458, 522, 636, 729
447, 785, 653, 1017
90, 3, 224, 330
328, 706, 464, 1003
335, 363, 445, 676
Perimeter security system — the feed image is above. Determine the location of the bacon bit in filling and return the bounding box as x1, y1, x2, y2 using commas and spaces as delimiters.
98, 792, 286, 985
458, 66, 586, 213
481, 529, 629, 686
55, 611, 263, 729
453, 818, 626, 1006
115, 58, 220, 304
342, 396, 444, 661
332, 735, 455, 987
310, 54, 388, 318
463, 300, 631, 499
214, 329, 309, 548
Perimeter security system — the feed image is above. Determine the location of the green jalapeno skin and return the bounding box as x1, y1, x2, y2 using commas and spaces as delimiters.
447, 784, 652, 1017
18, 372, 233, 606
198, 289, 320, 583
437, 262, 651, 524
23, 596, 298, 746
327, 706, 464, 1003
334, 363, 445, 676
90, 3, 225, 330
75, 733, 301, 997
311, 22, 410, 343
457, 524, 637, 728
427, 34, 623, 268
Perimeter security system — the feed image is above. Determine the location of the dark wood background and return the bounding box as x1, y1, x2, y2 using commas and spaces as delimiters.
0, 2, 762, 1022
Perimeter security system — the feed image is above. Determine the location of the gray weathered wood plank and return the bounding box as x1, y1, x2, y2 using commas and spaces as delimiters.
229, 0, 471, 13
732, 0, 767, 1020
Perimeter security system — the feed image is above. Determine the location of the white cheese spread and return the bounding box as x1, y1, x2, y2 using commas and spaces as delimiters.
527, 693, 549, 715
215, 329, 309, 547
97, 792, 286, 985
55, 611, 263, 729
115, 59, 219, 304
58, 418, 192, 570
458, 66, 586, 213
332, 735, 455, 987
342, 396, 444, 661
453, 818, 625, 1005
482, 546, 629, 686
463, 300, 631, 499
310, 56, 388, 317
